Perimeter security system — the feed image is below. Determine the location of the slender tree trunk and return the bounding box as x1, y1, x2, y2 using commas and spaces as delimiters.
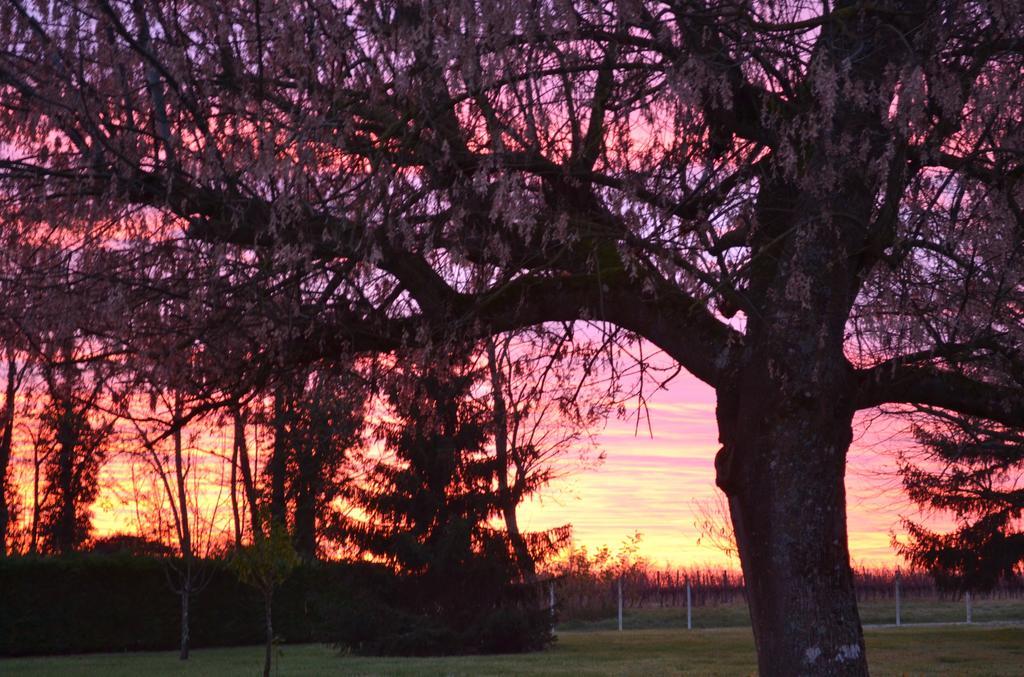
263, 589, 273, 677
486, 338, 536, 577
172, 411, 192, 660
29, 443, 40, 554
230, 423, 242, 549
233, 408, 263, 540
268, 387, 289, 529
179, 569, 191, 661
0, 354, 18, 556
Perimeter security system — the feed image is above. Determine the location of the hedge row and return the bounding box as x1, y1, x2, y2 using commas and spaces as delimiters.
0, 554, 553, 657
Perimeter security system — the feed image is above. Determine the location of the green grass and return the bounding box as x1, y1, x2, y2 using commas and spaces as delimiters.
4, 625, 1024, 676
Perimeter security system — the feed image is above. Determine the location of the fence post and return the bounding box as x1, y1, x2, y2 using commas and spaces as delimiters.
965, 591, 972, 624
617, 576, 623, 632
895, 568, 902, 627
686, 578, 692, 630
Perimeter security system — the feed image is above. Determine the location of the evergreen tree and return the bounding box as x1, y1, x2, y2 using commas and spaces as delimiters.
898, 412, 1024, 591
352, 354, 550, 654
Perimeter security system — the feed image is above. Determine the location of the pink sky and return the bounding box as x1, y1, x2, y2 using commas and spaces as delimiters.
515, 371, 938, 568
80, 362, 945, 569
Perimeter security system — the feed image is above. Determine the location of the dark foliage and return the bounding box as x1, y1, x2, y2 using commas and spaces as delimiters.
89, 533, 173, 557
898, 415, 1024, 592
349, 357, 553, 654
36, 397, 109, 555
263, 368, 366, 560
0, 554, 394, 656
0, 553, 551, 657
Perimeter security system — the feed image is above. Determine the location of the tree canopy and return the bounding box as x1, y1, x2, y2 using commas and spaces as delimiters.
2, 1, 1023, 673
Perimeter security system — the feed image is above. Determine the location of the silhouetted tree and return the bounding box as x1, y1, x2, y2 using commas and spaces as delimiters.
5, 2, 1024, 671
259, 367, 366, 560
351, 353, 550, 653
485, 332, 606, 577
355, 356, 497, 578
90, 532, 173, 557
231, 518, 299, 677
898, 411, 1024, 592
36, 356, 110, 555
0, 349, 28, 556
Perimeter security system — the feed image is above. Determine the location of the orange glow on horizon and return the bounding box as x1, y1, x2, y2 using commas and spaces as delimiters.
31, 368, 942, 570
514, 372, 939, 569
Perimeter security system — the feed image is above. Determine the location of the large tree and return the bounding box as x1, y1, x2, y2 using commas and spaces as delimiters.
2, 1, 1023, 673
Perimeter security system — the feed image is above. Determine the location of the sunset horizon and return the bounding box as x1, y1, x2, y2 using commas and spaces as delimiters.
69, 363, 941, 570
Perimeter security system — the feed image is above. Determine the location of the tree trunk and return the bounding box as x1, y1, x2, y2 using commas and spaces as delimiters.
53, 406, 79, 554
230, 427, 242, 549
716, 360, 865, 675
179, 574, 191, 661
291, 462, 317, 561
486, 338, 536, 577
268, 387, 289, 529
0, 354, 18, 557
172, 416, 192, 661
502, 499, 535, 578
233, 408, 263, 540
29, 442, 41, 554
263, 590, 273, 677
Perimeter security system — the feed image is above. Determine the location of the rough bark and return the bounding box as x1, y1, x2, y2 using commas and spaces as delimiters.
717, 376, 864, 675
709, 163, 873, 673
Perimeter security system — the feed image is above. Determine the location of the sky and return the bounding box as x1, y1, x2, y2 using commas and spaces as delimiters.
75, 358, 943, 569
513, 370, 937, 569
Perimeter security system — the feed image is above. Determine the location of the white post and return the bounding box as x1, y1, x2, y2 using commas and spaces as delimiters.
686, 578, 692, 630
617, 577, 623, 632
549, 581, 556, 623
895, 569, 902, 627
966, 591, 972, 624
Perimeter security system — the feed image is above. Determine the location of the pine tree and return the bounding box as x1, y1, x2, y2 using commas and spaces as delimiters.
352, 354, 549, 654
898, 413, 1024, 591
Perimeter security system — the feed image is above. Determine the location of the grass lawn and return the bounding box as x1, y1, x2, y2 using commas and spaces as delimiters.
4, 624, 1024, 676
